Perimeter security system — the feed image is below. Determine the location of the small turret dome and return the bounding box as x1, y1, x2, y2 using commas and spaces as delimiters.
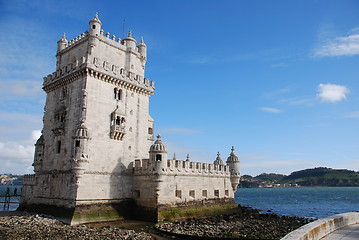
89, 12, 102, 36
89, 12, 102, 25
75, 123, 89, 138
226, 146, 239, 163
149, 134, 167, 153
214, 152, 224, 165
57, 33, 68, 52
123, 31, 137, 49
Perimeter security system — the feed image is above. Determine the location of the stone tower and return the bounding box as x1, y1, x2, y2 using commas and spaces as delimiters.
226, 146, 241, 190
21, 13, 155, 224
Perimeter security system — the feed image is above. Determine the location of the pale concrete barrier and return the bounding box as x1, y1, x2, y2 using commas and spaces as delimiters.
281, 212, 359, 240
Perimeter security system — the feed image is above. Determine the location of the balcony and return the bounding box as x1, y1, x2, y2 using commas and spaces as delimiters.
110, 125, 125, 140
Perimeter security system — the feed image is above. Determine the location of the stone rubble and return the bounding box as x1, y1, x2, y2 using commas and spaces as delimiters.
0, 213, 155, 240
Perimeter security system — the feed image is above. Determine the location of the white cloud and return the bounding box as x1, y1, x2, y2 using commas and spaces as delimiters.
0, 130, 40, 174
313, 32, 359, 57
317, 83, 349, 103
259, 107, 282, 113
344, 111, 359, 119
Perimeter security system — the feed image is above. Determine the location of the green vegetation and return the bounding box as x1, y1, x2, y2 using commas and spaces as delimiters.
158, 203, 239, 221
239, 167, 359, 188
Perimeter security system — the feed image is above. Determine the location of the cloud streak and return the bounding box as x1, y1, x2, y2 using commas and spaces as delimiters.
317, 83, 349, 103
259, 107, 282, 113
313, 31, 359, 57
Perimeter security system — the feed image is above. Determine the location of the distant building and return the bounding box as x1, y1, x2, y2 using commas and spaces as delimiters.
20, 13, 240, 224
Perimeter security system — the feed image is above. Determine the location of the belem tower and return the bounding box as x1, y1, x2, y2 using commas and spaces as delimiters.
20, 13, 241, 224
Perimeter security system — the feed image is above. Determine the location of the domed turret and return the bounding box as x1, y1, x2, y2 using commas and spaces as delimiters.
149, 134, 167, 153
226, 146, 240, 191
149, 134, 168, 173
57, 33, 68, 52
138, 37, 147, 59
213, 152, 224, 165
89, 12, 102, 36
123, 31, 137, 50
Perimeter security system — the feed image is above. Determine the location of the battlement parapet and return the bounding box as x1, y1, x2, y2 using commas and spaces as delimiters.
43, 64, 154, 94
23, 174, 35, 185
134, 159, 230, 176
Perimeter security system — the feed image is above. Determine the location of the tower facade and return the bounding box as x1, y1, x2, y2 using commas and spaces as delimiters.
21, 14, 240, 224
21, 13, 155, 223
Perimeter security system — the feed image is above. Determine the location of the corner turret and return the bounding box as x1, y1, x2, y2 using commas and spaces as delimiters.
149, 134, 168, 173
226, 146, 240, 191
89, 12, 102, 36
123, 31, 137, 50
57, 33, 68, 52
138, 37, 147, 59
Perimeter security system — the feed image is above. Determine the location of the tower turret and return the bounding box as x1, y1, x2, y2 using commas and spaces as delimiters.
149, 134, 168, 173
138, 37, 147, 59
213, 152, 224, 165
123, 31, 137, 50
226, 146, 240, 191
57, 33, 68, 52
89, 12, 102, 36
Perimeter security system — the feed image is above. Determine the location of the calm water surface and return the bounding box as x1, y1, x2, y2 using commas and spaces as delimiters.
0, 185, 22, 211
1, 185, 358, 219
235, 187, 359, 218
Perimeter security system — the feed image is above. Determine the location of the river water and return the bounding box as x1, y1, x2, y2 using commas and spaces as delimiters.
1, 185, 358, 219
235, 187, 359, 219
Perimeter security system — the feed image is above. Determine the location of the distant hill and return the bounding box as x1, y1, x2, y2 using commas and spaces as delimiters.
239, 167, 359, 188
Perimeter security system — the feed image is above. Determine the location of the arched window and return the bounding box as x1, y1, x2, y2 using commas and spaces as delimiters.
114, 88, 117, 99
116, 116, 120, 125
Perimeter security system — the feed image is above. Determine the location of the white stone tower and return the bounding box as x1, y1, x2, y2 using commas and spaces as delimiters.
21, 13, 155, 224
226, 146, 241, 190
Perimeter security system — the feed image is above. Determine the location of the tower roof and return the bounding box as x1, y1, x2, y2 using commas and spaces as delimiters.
149, 134, 167, 153
227, 146, 239, 163
214, 152, 224, 165
89, 12, 102, 25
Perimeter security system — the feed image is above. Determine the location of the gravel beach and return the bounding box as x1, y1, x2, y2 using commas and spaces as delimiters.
0, 207, 311, 240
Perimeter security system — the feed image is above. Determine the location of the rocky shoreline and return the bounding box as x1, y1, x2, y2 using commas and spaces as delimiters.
0, 212, 155, 240
155, 206, 312, 239
0, 206, 312, 240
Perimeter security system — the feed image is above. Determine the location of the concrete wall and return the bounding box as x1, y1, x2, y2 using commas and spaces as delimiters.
281, 212, 359, 240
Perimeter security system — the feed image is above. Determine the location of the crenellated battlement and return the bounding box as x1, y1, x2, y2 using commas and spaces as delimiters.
134, 158, 230, 176
23, 174, 35, 185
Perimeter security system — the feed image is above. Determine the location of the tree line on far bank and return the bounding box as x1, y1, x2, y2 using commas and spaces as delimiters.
239, 167, 359, 188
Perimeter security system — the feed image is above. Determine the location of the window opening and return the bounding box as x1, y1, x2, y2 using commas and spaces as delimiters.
156, 154, 162, 161
56, 141, 61, 154
202, 190, 208, 197
92, 25, 96, 29
214, 190, 219, 197
225, 190, 229, 197
189, 190, 195, 198
118, 89, 122, 100
75, 140, 80, 147
114, 88, 117, 99
175, 190, 182, 198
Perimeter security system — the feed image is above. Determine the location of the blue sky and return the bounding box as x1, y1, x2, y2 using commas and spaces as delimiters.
0, 0, 358, 175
